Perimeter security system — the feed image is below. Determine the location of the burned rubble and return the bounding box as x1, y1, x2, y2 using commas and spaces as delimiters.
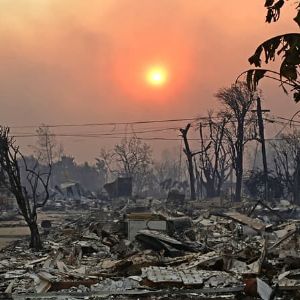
0, 197, 299, 300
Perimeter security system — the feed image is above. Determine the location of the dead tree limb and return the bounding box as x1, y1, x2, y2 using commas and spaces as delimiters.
0, 126, 51, 250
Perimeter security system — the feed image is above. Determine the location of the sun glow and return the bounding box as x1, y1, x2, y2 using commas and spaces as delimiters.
146, 66, 168, 87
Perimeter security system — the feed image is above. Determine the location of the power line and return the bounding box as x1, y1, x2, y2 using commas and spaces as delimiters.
7, 113, 300, 130
8, 113, 300, 143
11, 126, 181, 137
9, 117, 203, 129
12, 132, 292, 142
276, 116, 300, 125
8, 114, 248, 130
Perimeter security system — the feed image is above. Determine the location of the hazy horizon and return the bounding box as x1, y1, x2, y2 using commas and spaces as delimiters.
0, 0, 299, 162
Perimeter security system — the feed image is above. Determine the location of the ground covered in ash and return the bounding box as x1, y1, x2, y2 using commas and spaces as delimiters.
0, 198, 300, 299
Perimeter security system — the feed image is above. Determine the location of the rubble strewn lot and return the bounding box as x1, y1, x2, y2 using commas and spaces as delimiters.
0, 198, 300, 299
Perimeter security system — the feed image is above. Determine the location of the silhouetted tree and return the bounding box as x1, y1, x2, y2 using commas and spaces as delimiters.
197, 115, 231, 197
180, 124, 210, 200
0, 127, 51, 250
99, 136, 153, 195
32, 125, 63, 165
216, 82, 256, 201
272, 130, 300, 204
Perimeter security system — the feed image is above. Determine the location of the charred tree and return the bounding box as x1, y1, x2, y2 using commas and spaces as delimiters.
33, 125, 63, 165
272, 131, 300, 204
198, 117, 230, 198
180, 124, 196, 200
180, 124, 209, 200
216, 82, 256, 201
0, 127, 51, 250
99, 136, 153, 195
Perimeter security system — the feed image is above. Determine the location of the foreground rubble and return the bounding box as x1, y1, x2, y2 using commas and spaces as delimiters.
0, 198, 300, 299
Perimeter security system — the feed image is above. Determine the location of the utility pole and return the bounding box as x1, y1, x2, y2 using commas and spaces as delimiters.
252, 97, 270, 201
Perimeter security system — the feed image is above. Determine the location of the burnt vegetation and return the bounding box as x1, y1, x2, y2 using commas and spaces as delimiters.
0, 0, 299, 254
1, 2, 300, 299
0, 127, 51, 250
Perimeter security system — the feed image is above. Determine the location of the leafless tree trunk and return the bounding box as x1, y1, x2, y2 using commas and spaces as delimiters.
0, 127, 51, 250
99, 136, 153, 195
33, 125, 63, 165
272, 131, 300, 204
197, 117, 230, 198
180, 124, 196, 200
216, 82, 256, 201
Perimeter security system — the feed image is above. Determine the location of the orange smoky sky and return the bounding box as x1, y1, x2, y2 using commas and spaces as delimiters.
0, 0, 299, 161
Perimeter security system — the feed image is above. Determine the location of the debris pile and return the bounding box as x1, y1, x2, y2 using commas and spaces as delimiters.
0, 198, 300, 299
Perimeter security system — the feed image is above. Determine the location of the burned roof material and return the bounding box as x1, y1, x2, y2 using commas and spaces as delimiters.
0, 197, 300, 299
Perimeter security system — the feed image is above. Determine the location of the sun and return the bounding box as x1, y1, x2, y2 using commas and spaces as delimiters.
146, 66, 168, 87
